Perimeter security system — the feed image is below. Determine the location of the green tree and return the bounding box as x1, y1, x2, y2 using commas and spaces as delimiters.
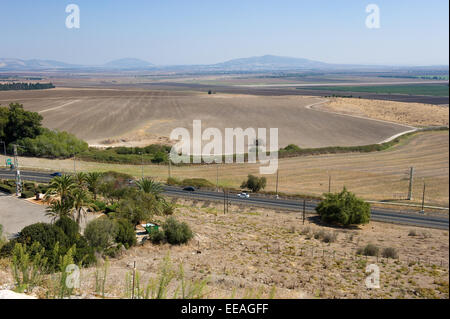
315, 187, 371, 226
45, 175, 76, 203
84, 218, 118, 251
86, 172, 103, 200
117, 192, 160, 227
136, 178, 163, 199
70, 187, 92, 225
46, 199, 73, 222
240, 174, 267, 193
3, 103, 43, 145
74, 172, 87, 188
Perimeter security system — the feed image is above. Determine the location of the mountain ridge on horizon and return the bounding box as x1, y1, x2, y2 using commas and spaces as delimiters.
0, 55, 448, 72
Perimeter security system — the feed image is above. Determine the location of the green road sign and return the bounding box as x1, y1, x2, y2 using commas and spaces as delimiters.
6, 158, 12, 166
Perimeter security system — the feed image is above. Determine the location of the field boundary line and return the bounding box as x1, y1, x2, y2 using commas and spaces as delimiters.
303, 98, 419, 143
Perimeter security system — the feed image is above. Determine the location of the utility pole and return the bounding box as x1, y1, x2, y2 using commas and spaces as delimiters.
302, 199, 306, 225
216, 165, 219, 192
328, 173, 331, 193
13, 145, 22, 196
223, 189, 226, 214
420, 182, 426, 213
407, 167, 414, 200
275, 169, 279, 199
0, 141, 6, 168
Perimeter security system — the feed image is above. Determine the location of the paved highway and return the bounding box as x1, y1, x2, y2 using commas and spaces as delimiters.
1, 168, 448, 229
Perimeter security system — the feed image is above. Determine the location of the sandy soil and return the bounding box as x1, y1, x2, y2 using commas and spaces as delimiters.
321, 97, 449, 127
0, 88, 410, 149
1, 199, 447, 299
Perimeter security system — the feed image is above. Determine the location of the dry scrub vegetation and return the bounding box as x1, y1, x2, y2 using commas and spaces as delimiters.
1, 198, 447, 299
321, 97, 449, 127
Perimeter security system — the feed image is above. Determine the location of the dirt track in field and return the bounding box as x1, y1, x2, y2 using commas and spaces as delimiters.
0, 88, 411, 149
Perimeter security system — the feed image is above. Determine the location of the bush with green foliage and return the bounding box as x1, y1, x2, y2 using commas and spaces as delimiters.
240, 174, 267, 193
92, 200, 107, 212
149, 229, 166, 244
17, 223, 68, 252
0, 184, 14, 194
0, 221, 95, 270
20, 190, 35, 198
55, 217, 79, 242
1, 103, 42, 146
316, 187, 370, 226
84, 217, 118, 251
17, 128, 88, 158
114, 219, 137, 249
10, 242, 48, 292
163, 217, 193, 245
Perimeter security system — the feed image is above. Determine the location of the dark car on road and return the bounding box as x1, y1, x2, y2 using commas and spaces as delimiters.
183, 186, 195, 192
50, 172, 62, 177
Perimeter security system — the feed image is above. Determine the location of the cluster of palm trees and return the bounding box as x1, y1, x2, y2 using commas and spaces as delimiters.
44, 172, 170, 225
44, 172, 101, 225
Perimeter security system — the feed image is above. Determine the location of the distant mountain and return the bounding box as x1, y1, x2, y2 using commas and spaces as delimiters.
0, 55, 447, 72
104, 58, 154, 69
211, 55, 329, 70
0, 57, 154, 71
0, 58, 79, 70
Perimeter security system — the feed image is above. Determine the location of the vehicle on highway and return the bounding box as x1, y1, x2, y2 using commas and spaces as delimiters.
50, 172, 62, 177
183, 186, 196, 192
237, 192, 250, 198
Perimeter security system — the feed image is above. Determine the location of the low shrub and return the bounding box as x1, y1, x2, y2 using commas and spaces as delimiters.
408, 229, 417, 236
240, 174, 267, 193
0, 184, 14, 194
114, 219, 137, 249
105, 203, 118, 214
357, 243, 380, 257
92, 200, 107, 212
84, 217, 118, 252
382, 247, 399, 259
163, 217, 193, 245
20, 190, 35, 199
316, 187, 370, 226
55, 217, 79, 243
167, 177, 181, 186
149, 229, 165, 244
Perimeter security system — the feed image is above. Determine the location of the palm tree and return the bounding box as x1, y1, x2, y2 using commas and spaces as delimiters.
70, 187, 92, 225
46, 198, 72, 222
74, 172, 87, 188
85, 172, 102, 200
45, 175, 75, 203
135, 178, 163, 199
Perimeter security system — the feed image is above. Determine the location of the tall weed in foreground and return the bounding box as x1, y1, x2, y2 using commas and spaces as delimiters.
46, 245, 79, 299
95, 257, 109, 298
123, 254, 209, 299
11, 242, 48, 293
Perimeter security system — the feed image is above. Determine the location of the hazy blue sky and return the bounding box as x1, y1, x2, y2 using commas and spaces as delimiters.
1, 0, 448, 66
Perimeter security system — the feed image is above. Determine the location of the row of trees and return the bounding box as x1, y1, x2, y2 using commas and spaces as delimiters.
0, 82, 55, 91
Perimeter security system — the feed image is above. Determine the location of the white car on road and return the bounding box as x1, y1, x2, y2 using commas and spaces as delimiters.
237, 192, 250, 198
